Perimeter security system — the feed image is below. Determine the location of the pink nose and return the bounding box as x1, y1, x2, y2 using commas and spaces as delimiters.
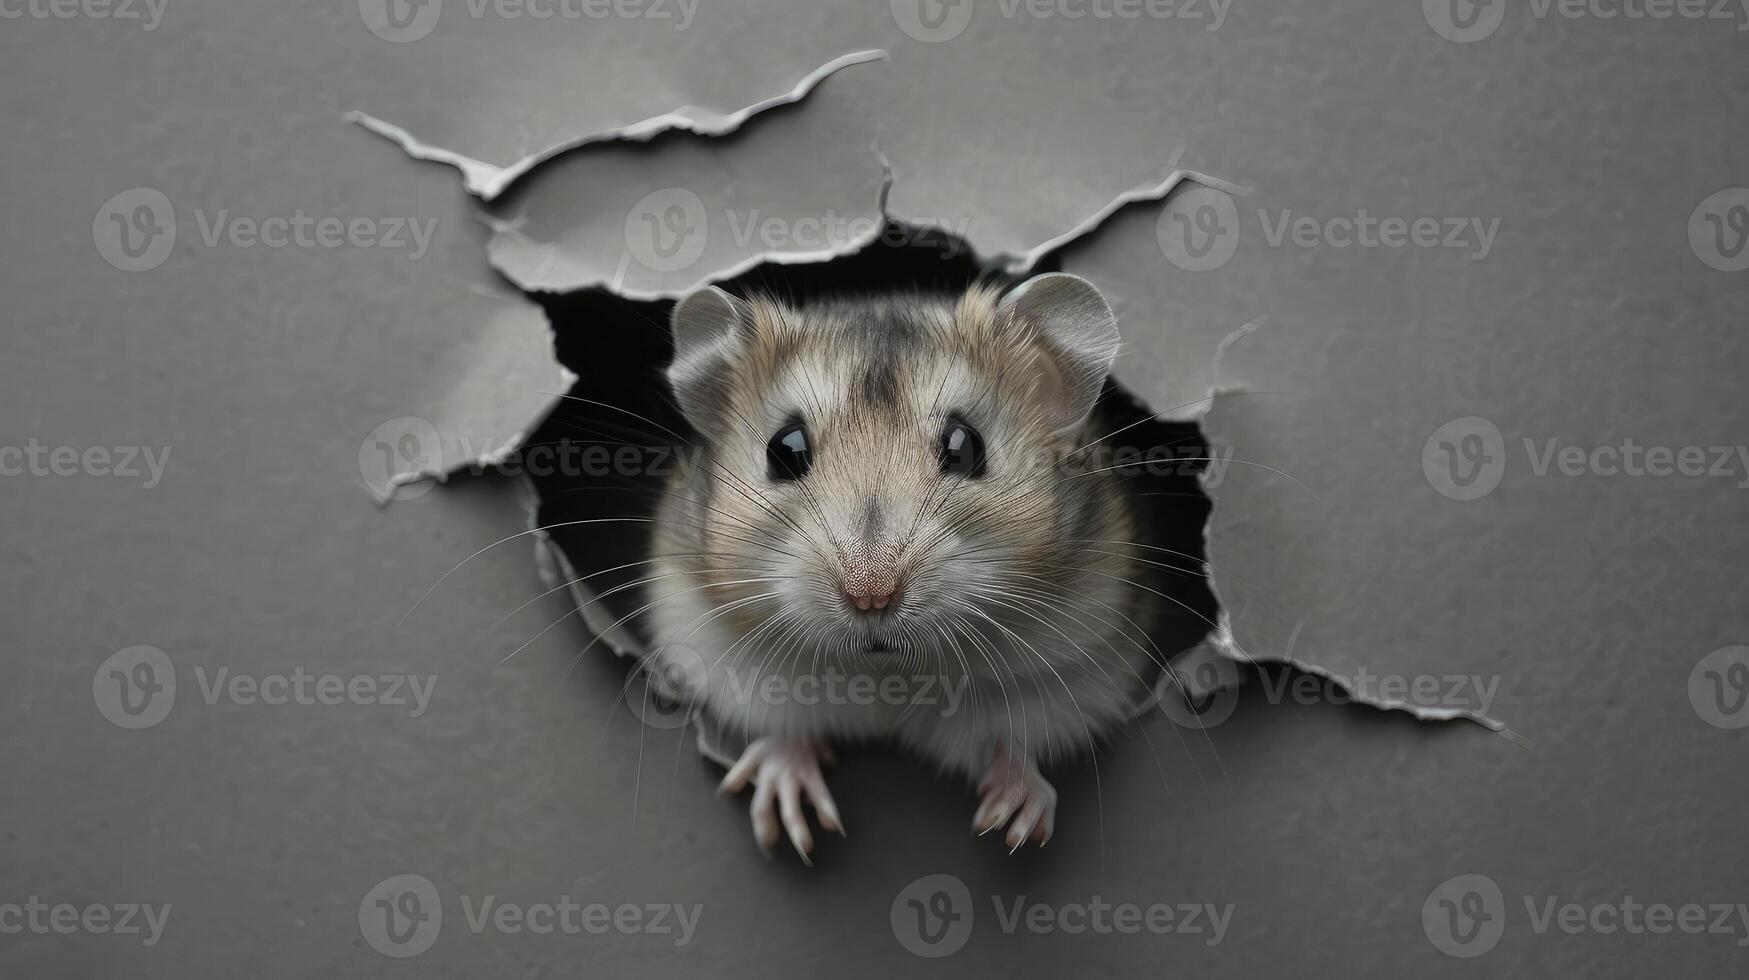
842, 548, 900, 613
844, 584, 898, 612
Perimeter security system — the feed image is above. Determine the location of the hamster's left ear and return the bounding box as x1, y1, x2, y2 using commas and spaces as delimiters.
998, 273, 1121, 428
667, 284, 753, 433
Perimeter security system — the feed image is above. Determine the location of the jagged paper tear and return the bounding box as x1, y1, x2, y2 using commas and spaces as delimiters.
348, 49, 887, 203
360, 59, 1516, 755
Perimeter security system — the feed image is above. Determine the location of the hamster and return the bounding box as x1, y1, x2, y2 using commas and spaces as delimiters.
643, 273, 1162, 861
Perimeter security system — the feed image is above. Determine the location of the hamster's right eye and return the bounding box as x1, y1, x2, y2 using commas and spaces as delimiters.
766, 422, 813, 481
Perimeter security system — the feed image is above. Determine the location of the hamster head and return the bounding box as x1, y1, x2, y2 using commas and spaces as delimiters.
664, 273, 1127, 660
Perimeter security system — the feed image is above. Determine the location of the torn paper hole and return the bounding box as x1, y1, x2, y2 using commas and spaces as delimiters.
1157, 324, 1527, 742
498, 218, 1222, 767
356, 64, 1515, 749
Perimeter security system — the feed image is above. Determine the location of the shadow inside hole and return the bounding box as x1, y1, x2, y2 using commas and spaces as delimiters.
514, 219, 1222, 758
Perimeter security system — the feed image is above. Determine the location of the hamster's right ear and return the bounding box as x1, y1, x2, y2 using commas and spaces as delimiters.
997, 273, 1121, 430
667, 285, 752, 432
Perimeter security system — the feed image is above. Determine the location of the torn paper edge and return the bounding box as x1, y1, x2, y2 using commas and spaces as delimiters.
372, 429, 528, 507
375, 361, 579, 505
347, 49, 887, 203
550, 147, 1242, 302
523, 472, 643, 659
997, 148, 1252, 276
386, 127, 1516, 752
521, 473, 740, 767
491, 145, 899, 299
1171, 321, 1527, 743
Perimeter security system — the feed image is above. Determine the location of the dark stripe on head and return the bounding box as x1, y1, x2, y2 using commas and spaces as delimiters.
847, 303, 927, 408
859, 355, 900, 408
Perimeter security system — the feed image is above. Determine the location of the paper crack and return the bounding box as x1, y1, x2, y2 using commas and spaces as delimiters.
347, 48, 886, 202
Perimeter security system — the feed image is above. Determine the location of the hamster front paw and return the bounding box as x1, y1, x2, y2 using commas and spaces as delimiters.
718, 736, 843, 864
973, 748, 1057, 850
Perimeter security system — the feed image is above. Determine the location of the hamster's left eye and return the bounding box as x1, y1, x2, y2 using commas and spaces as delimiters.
939, 421, 986, 478
767, 422, 813, 481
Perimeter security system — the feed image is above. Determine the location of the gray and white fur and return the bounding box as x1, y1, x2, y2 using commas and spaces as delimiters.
644, 273, 1161, 859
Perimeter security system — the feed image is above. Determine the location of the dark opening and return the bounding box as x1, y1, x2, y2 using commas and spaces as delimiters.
517, 221, 1222, 698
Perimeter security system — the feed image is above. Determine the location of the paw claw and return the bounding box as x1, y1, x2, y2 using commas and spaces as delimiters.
721, 737, 839, 864
973, 749, 1056, 851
